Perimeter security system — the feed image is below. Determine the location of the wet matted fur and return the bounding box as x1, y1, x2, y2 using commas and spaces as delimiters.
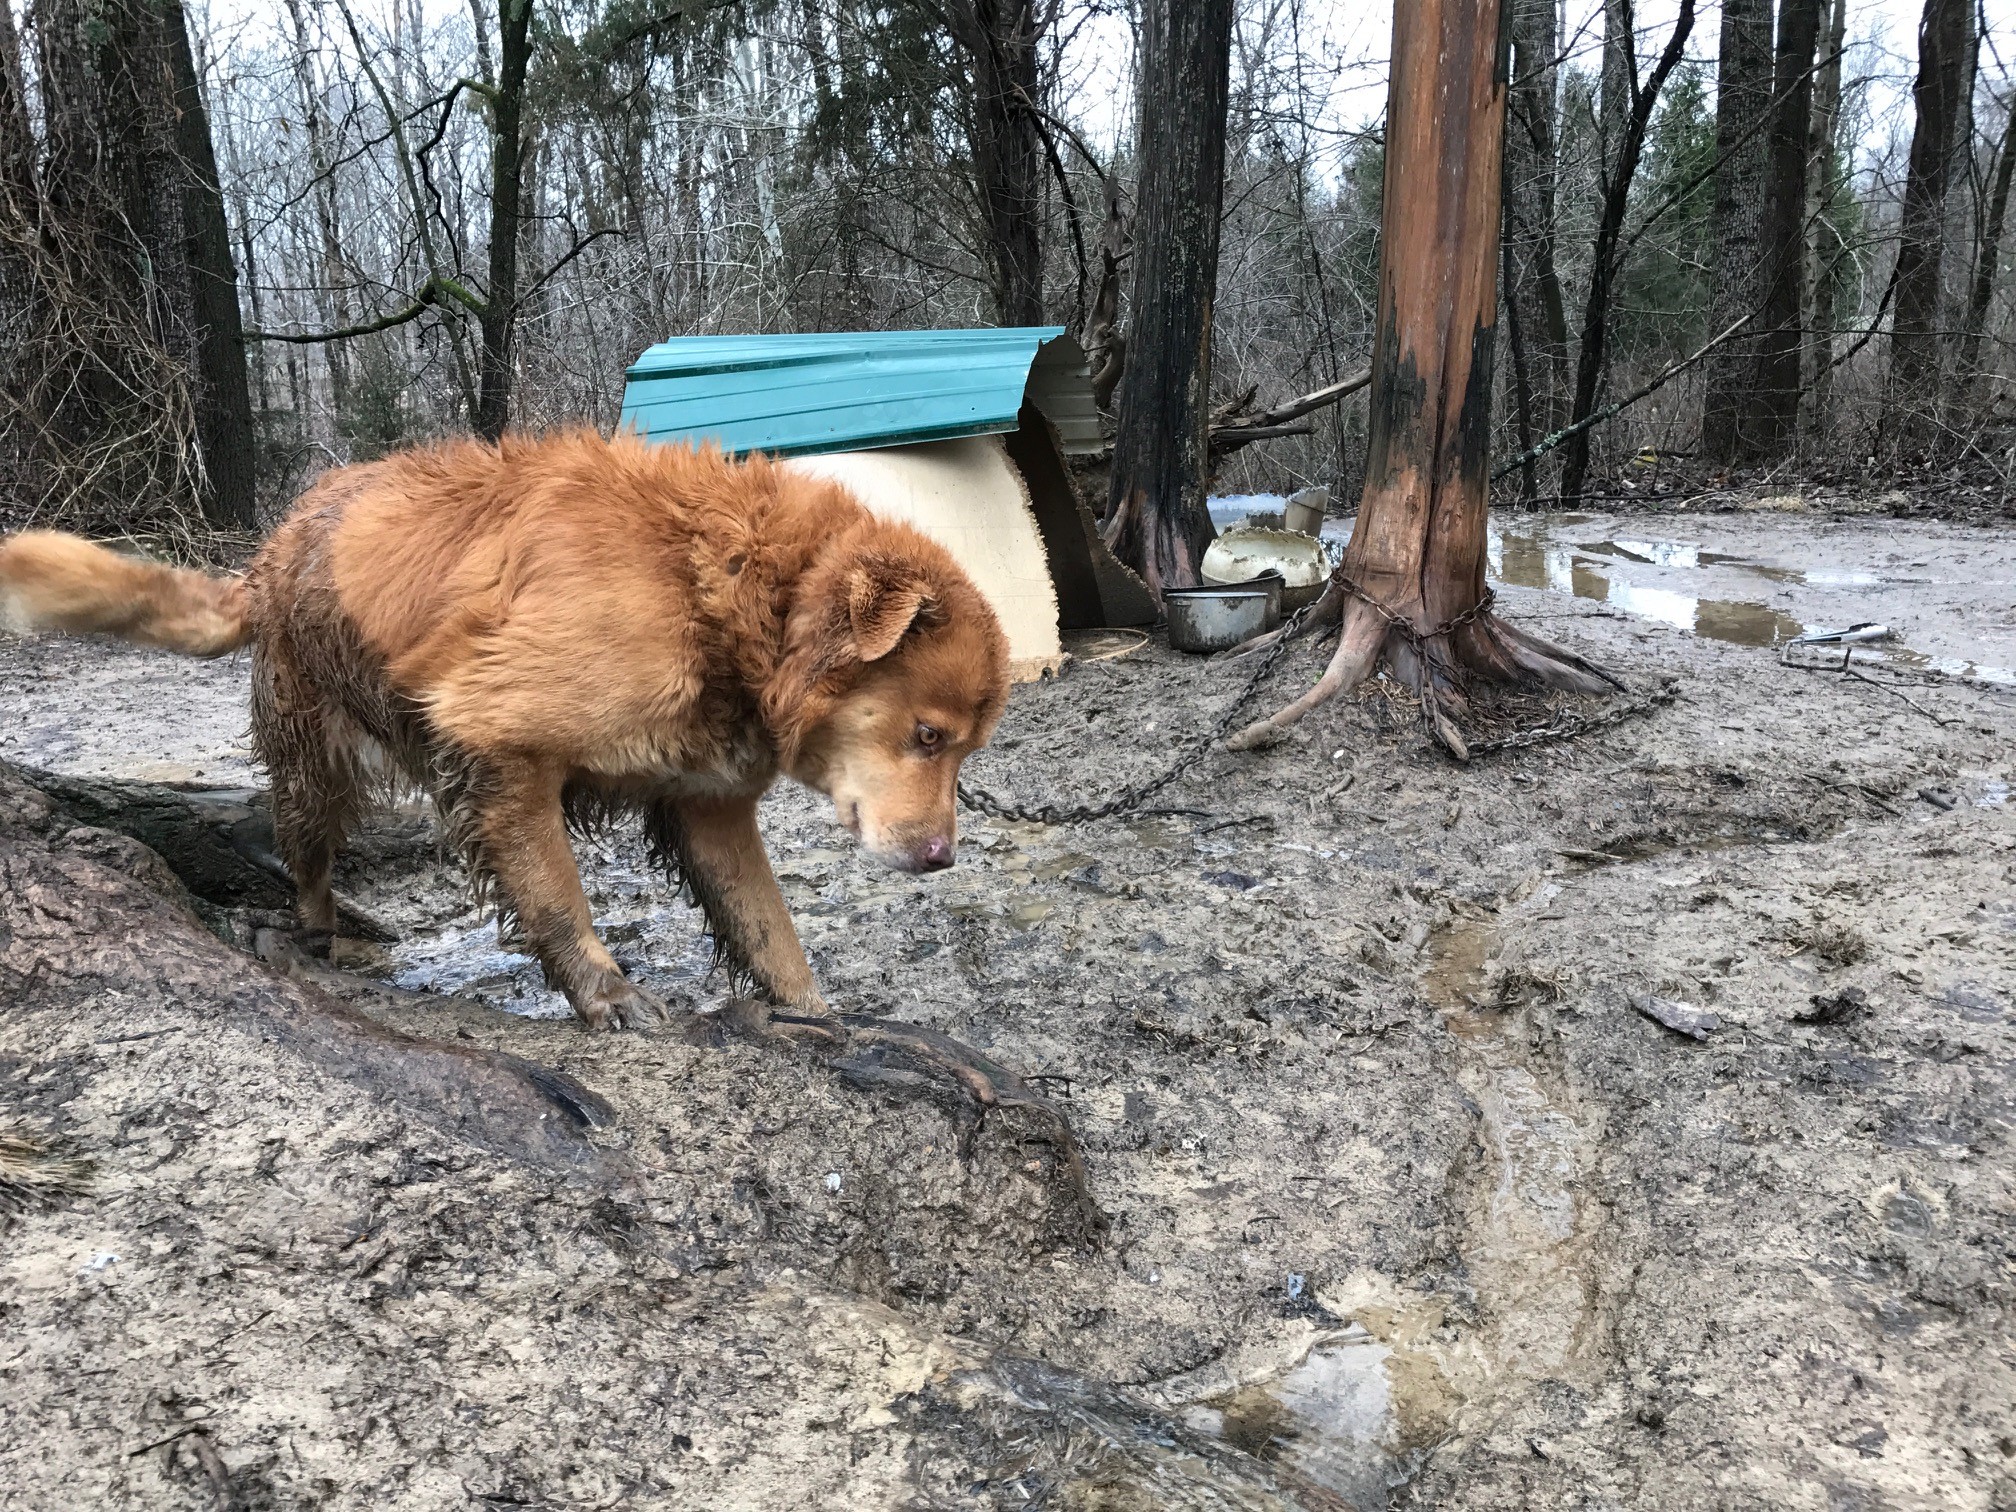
0, 431, 1012, 1027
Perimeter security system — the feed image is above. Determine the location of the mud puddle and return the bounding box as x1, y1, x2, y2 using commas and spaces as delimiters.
1147, 897, 1608, 1508
1485, 515, 2016, 685
1177, 1329, 1415, 1509
1416, 905, 1602, 1391
1216, 501, 2016, 684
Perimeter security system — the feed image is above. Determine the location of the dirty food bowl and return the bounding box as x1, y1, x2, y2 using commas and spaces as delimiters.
1201, 527, 1329, 611
1165, 584, 1279, 653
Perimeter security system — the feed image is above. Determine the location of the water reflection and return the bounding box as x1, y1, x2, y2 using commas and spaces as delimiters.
1490, 522, 1806, 646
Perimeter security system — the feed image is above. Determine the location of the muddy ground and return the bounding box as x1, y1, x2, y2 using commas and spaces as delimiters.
2, 509, 2013, 1510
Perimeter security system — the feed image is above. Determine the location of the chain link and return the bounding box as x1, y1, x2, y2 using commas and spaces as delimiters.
957, 571, 1680, 825
1464, 676, 1681, 754
957, 595, 1322, 824
1331, 573, 1498, 645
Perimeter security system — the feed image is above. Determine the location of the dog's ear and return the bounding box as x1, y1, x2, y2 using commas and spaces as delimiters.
847, 561, 936, 662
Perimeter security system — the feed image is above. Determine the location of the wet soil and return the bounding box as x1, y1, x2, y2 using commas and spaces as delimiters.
3, 510, 2014, 1509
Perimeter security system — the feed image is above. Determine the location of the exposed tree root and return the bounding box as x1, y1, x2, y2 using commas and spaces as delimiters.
694, 998, 1107, 1247
1227, 589, 1621, 757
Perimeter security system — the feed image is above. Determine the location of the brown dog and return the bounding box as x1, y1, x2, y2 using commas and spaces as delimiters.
0, 431, 1011, 1027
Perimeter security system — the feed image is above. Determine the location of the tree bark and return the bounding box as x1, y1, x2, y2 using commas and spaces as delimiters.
1503, 0, 1571, 445
164, 0, 259, 528
1700, 0, 1774, 465
953, 0, 1045, 328
1601, 0, 1633, 186
1558, 0, 1696, 503
1750, 0, 1823, 456
1800, 0, 1848, 438
1885, 0, 1972, 451
1956, 85, 2016, 399
475, 0, 532, 441
284, 0, 354, 415
1231, 0, 1614, 757
1102, 0, 1236, 600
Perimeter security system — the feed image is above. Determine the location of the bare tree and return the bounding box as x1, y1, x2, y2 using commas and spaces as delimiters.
1701, 0, 1773, 465
475, 0, 532, 439
1232, 0, 1613, 755
1102, 0, 1236, 597
1800, 0, 1848, 437
1558, 0, 1698, 502
165, 0, 259, 526
1751, 0, 1822, 455
1886, 0, 1972, 448
949, 0, 1047, 326
1503, 0, 1570, 462
1, 0, 254, 530
1958, 88, 2016, 398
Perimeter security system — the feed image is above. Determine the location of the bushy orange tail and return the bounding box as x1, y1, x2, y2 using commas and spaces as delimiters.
0, 531, 250, 658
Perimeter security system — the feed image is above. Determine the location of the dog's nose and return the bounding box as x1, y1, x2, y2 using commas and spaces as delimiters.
915, 835, 955, 871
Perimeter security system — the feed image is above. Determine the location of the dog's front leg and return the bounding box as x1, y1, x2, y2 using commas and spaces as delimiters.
653, 793, 826, 1015
474, 757, 664, 1029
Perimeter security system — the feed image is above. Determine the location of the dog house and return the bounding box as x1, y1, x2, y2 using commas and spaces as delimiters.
618, 327, 1155, 680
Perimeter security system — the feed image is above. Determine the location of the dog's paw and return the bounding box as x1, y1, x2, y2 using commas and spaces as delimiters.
576, 977, 667, 1031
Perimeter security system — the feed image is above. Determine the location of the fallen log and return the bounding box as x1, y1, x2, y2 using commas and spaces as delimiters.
0, 764, 627, 1179
0, 763, 1104, 1245
7, 761, 397, 939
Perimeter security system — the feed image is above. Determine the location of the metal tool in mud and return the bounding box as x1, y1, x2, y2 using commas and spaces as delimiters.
1789, 622, 1892, 645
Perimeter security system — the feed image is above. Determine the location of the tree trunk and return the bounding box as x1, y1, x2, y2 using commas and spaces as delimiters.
10, 0, 254, 531
1956, 80, 2016, 399
1101, 0, 1235, 599
1749, 0, 1823, 456
164, 0, 259, 529
284, 0, 353, 416
1885, 0, 1971, 451
1558, 0, 1697, 503
1231, 0, 1614, 757
1800, 0, 1848, 439
1503, 0, 1571, 445
0, 0, 37, 370
954, 0, 1045, 328
1601, 0, 1633, 188
475, 0, 532, 441
1700, 0, 1774, 465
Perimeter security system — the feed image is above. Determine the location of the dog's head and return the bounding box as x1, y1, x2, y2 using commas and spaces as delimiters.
768, 519, 1010, 873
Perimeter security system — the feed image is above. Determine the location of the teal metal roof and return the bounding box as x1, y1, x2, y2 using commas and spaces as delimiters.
619, 327, 1103, 458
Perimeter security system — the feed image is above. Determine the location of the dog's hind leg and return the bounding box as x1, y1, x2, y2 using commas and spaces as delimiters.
252, 642, 365, 948
649, 793, 826, 1016
470, 757, 664, 1030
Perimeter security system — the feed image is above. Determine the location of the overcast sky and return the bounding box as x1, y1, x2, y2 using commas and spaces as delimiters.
1055, 0, 2016, 183
196, 0, 2016, 187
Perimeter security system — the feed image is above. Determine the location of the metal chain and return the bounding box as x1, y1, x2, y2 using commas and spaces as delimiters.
957, 596, 1321, 824
1464, 676, 1681, 755
958, 570, 1680, 825
1332, 573, 1498, 645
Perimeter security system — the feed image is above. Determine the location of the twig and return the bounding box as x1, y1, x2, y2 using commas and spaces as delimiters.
1805, 773, 1903, 815
1492, 312, 1753, 480
1195, 814, 1276, 836
1844, 668, 1957, 726
1211, 368, 1371, 454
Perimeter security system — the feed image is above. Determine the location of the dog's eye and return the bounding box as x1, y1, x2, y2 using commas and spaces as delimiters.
915, 723, 943, 751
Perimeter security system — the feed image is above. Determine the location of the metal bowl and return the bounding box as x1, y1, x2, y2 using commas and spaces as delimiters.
1164, 583, 1280, 654
1201, 528, 1329, 612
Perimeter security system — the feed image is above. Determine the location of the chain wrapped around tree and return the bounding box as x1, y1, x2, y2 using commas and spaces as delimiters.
1226, 0, 1625, 760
